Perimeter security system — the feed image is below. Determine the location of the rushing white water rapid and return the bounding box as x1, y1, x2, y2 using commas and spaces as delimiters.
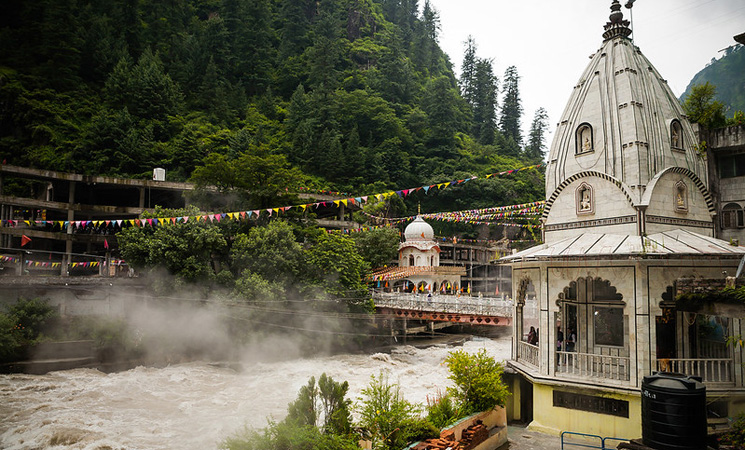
0, 335, 511, 450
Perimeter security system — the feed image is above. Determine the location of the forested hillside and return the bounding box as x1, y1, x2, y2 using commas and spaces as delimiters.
0, 0, 545, 212
681, 44, 745, 116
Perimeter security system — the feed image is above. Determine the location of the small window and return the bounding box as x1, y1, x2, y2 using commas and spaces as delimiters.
576, 123, 593, 154
722, 203, 744, 229
670, 120, 683, 149
719, 154, 745, 178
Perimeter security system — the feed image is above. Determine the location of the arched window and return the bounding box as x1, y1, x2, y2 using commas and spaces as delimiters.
408, 255, 415, 266
670, 120, 683, 149
576, 123, 593, 154
722, 203, 744, 229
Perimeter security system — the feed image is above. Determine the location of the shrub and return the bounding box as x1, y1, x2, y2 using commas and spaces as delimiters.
719, 413, 745, 449
356, 372, 421, 450
444, 348, 509, 415
426, 391, 463, 429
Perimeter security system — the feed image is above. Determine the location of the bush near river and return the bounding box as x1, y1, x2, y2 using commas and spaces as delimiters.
222, 349, 508, 450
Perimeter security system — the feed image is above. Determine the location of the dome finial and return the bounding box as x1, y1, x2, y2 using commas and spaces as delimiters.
603, 0, 632, 41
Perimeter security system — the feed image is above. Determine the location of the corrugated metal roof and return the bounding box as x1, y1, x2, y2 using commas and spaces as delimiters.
500, 229, 745, 263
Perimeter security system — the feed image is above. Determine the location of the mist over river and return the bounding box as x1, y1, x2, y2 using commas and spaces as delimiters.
0, 334, 510, 450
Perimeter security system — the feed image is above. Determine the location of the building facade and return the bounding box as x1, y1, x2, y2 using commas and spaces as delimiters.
501, 1, 745, 439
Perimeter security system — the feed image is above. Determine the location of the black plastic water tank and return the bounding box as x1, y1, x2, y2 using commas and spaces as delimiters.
641, 372, 707, 450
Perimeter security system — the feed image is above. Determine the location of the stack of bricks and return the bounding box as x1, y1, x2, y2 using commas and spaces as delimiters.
410, 429, 463, 450
459, 421, 488, 450
410, 421, 489, 450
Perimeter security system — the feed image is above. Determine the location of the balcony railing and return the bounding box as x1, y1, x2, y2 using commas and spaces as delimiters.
557, 351, 630, 381
655, 358, 734, 385
517, 341, 539, 368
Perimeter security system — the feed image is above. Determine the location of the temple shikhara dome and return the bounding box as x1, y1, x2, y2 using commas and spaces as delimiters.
543, 0, 711, 242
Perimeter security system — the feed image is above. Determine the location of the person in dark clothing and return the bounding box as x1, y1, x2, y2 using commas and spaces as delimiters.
556, 328, 564, 365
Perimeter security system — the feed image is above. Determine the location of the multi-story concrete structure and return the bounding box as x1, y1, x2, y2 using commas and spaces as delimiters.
701, 124, 745, 245
0, 164, 360, 276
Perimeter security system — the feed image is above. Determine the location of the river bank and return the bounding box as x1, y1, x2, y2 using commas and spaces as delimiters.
0, 333, 511, 450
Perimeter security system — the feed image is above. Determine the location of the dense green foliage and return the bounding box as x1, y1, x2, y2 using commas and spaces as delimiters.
0, 297, 58, 363
0, 0, 546, 210
681, 82, 728, 129
222, 373, 359, 450
681, 45, 745, 117
444, 348, 509, 414
719, 412, 745, 449
425, 391, 463, 429
356, 372, 433, 450
118, 209, 373, 307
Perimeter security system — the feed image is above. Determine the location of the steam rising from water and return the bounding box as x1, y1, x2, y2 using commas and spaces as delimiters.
0, 336, 510, 450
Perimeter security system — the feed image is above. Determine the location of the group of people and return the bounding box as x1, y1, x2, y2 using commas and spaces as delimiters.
525, 326, 578, 357
556, 327, 577, 365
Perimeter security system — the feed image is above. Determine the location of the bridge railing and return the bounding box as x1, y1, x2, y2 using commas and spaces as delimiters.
372, 290, 513, 317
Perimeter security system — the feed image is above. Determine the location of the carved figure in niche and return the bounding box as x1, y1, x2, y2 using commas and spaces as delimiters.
580, 187, 592, 211
671, 128, 680, 148
674, 181, 688, 212
576, 124, 593, 154
671, 121, 682, 148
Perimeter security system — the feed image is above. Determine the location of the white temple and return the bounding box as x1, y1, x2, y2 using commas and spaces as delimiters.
500, 1, 745, 439
372, 216, 465, 293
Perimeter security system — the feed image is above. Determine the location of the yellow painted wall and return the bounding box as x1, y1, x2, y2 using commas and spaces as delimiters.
528, 383, 641, 440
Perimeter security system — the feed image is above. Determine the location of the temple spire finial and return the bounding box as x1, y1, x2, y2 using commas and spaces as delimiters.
417, 202, 421, 215
603, 0, 632, 41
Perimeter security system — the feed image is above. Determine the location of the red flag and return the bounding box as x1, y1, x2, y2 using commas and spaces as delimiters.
495, 284, 499, 295
104, 239, 109, 249
21, 235, 31, 247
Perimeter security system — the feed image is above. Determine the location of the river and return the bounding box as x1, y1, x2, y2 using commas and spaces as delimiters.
0, 333, 511, 450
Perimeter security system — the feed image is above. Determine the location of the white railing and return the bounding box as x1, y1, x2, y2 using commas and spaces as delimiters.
517, 341, 539, 368
655, 358, 734, 385
372, 291, 513, 317
557, 351, 630, 381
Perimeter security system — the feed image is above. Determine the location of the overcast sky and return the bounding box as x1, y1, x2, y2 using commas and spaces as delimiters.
427, 0, 745, 143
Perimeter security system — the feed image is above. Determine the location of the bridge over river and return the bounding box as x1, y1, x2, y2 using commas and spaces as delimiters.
372, 291, 514, 340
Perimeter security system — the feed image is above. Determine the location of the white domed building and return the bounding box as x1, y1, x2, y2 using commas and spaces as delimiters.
373, 216, 465, 293
499, 1, 745, 439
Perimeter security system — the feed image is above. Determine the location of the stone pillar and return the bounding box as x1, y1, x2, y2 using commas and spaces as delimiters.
64, 181, 76, 276
139, 187, 146, 209
338, 203, 345, 221
16, 251, 23, 276
402, 317, 407, 344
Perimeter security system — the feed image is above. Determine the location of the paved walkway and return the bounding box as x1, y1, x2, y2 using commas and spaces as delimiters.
499, 425, 562, 450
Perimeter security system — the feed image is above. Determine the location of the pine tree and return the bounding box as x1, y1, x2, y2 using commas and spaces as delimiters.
525, 107, 549, 161
472, 58, 498, 145
499, 65, 523, 149
460, 36, 478, 106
